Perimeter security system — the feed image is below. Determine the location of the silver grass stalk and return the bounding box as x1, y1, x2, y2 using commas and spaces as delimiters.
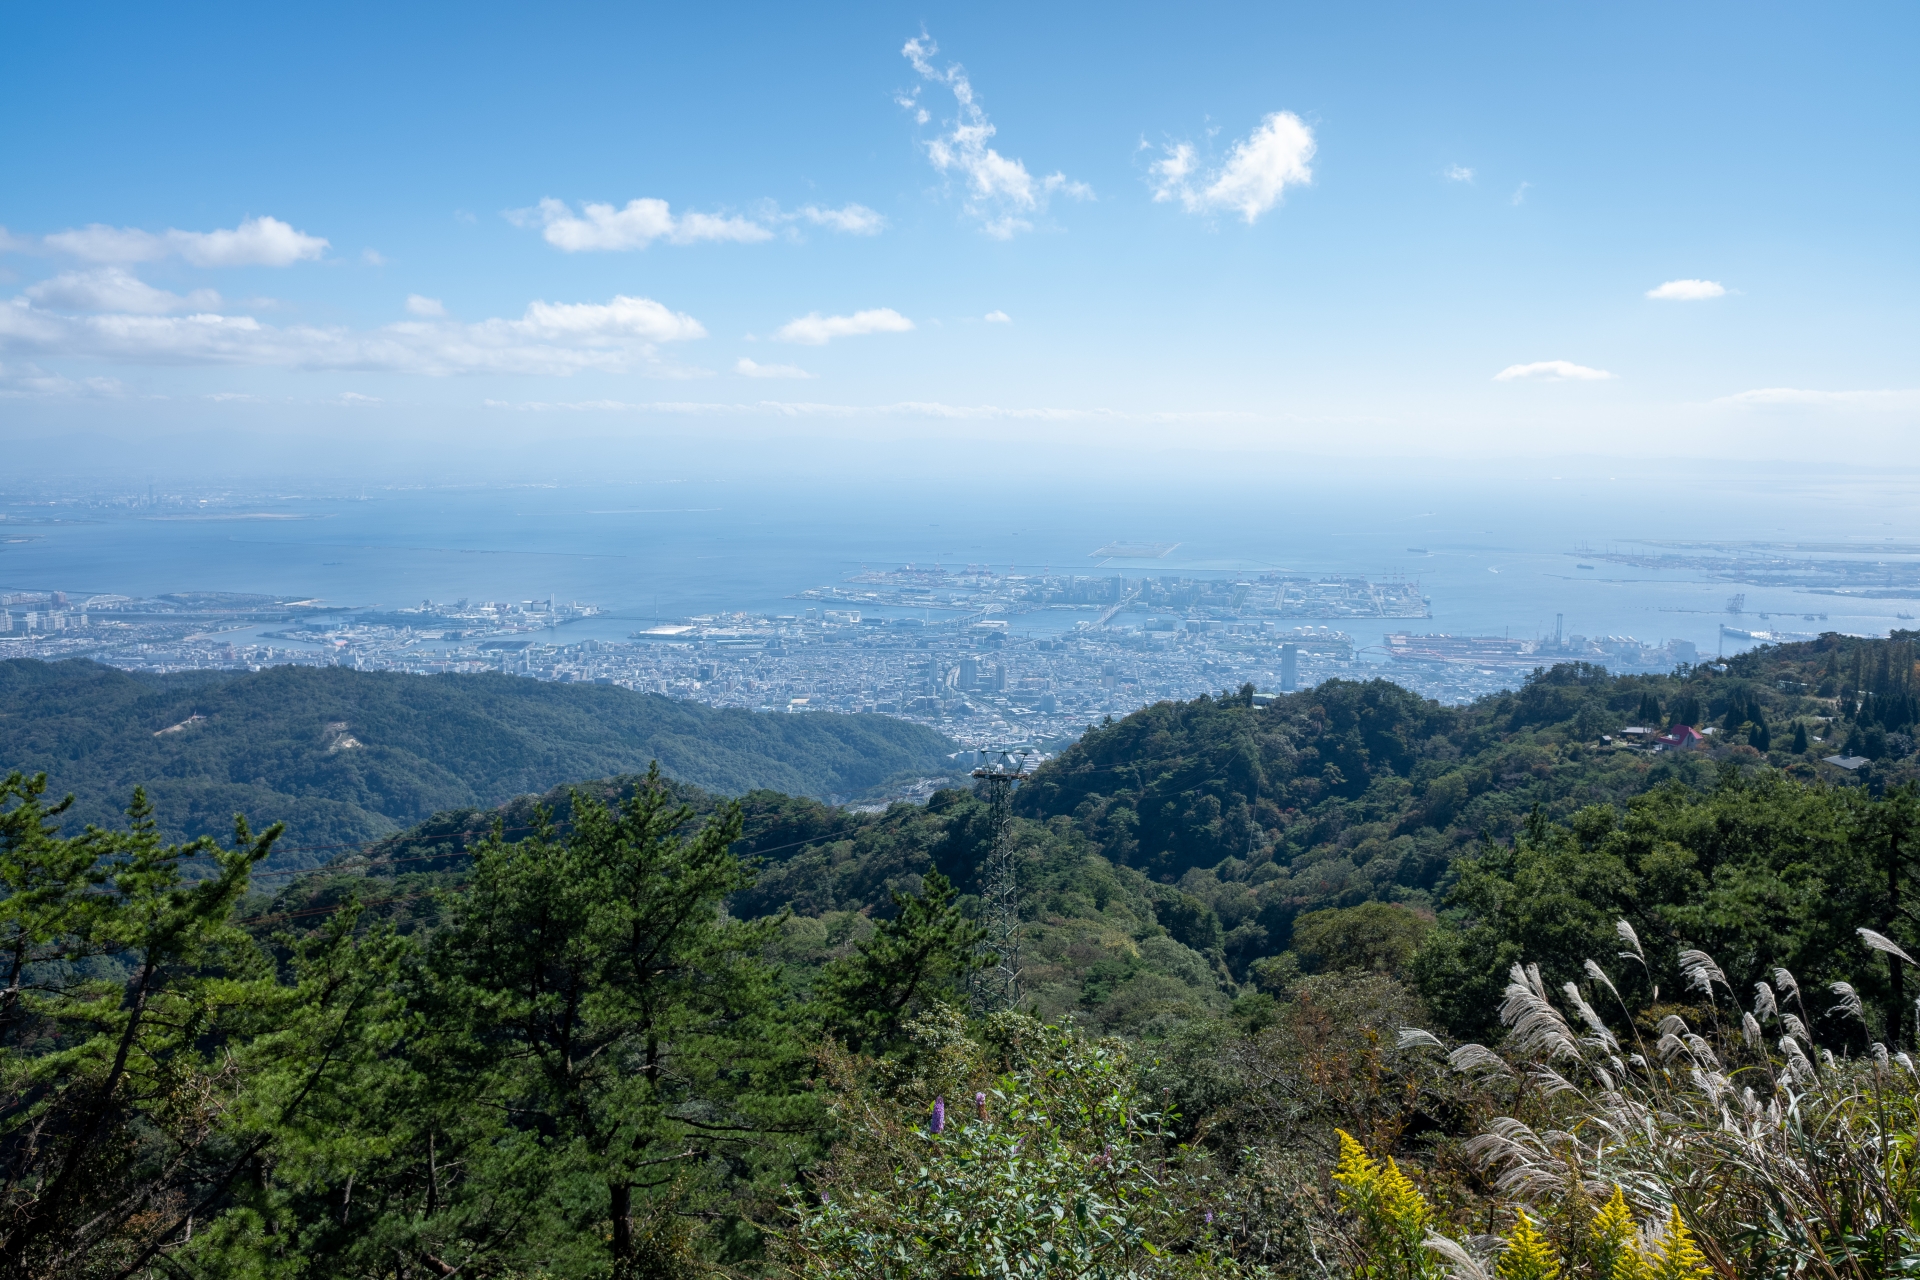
1422, 1233, 1492, 1280
1679, 948, 1729, 998
1773, 966, 1802, 1006
1857, 926, 1917, 966
1399, 1027, 1445, 1051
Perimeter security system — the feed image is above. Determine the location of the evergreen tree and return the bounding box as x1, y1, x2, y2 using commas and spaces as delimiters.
430, 767, 777, 1277
817, 870, 985, 1053
1793, 721, 1810, 754
1636, 691, 1662, 724
1749, 717, 1771, 752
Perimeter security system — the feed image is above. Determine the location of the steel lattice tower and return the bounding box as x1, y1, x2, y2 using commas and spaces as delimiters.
971, 749, 1029, 1012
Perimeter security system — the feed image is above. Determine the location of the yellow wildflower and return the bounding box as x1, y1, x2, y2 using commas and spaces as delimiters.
1377, 1156, 1432, 1237
1496, 1209, 1563, 1280
1332, 1128, 1381, 1212
1650, 1205, 1713, 1280
1589, 1189, 1651, 1280
1589, 1187, 1648, 1280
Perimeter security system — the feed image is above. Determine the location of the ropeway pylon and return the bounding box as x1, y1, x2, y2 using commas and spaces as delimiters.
971, 748, 1030, 1012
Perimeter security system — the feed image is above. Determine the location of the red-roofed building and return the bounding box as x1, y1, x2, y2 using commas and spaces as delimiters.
1656, 725, 1706, 749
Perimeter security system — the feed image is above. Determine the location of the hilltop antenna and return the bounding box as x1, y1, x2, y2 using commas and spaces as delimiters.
971, 747, 1031, 1011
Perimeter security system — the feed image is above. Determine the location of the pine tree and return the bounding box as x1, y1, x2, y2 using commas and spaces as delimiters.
817, 870, 985, 1052
1792, 721, 1809, 753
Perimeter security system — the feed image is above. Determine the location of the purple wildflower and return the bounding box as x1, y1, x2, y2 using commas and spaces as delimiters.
975, 1090, 988, 1121
1204, 1210, 1214, 1226
931, 1096, 946, 1134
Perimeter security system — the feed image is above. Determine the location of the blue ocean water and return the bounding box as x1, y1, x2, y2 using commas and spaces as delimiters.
5, 467, 1920, 660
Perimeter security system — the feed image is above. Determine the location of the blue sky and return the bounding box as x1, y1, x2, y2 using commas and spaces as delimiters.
2, 1, 1915, 476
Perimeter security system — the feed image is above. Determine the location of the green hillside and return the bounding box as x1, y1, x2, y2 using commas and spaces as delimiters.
256, 634, 1913, 1039
0, 659, 958, 864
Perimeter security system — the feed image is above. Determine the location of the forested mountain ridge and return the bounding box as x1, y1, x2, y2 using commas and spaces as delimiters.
263, 632, 1915, 1046
0, 658, 957, 865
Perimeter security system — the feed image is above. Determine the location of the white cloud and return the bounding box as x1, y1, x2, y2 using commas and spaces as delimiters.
362, 248, 388, 266
901, 34, 1091, 238
1444, 165, 1474, 183
774, 308, 914, 345
0, 293, 706, 377
1646, 278, 1726, 301
42, 216, 329, 267
24, 268, 221, 315
336, 391, 382, 405
406, 294, 446, 317
1494, 360, 1615, 382
0, 227, 33, 255
513, 197, 771, 251
792, 204, 887, 235
513, 197, 887, 250
984, 310, 1011, 323
204, 392, 267, 403
1511, 182, 1531, 206
1150, 112, 1315, 223
736, 357, 816, 379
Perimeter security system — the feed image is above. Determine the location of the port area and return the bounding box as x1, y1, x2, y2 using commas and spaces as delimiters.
791, 565, 1430, 624
1380, 630, 1696, 670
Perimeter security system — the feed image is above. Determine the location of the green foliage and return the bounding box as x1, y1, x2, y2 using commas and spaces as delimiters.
0, 767, 382, 1274
0, 658, 957, 860
1291, 903, 1433, 977
817, 870, 985, 1052
780, 1010, 1260, 1278
1408, 773, 1896, 1040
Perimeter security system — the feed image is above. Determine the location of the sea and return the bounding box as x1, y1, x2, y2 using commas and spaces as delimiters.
4, 463, 1920, 665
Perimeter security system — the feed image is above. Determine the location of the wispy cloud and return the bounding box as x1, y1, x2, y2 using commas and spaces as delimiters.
511, 198, 886, 251
791, 204, 887, 235
40, 216, 329, 267
1149, 112, 1315, 224
774, 308, 914, 345
984, 310, 1011, 323
1647, 278, 1726, 301
0, 361, 127, 399
1511, 181, 1531, 206
1444, 165, 1474, 183
25, 268, 221, 315
736, 357, 815, 379
1494, 360, 1615, 382
900, 34, 1091, 238
0, 293, 707, 376
484, 397, 1261, 424
405, 295, 446, 317
1715, 387, 1920, 408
